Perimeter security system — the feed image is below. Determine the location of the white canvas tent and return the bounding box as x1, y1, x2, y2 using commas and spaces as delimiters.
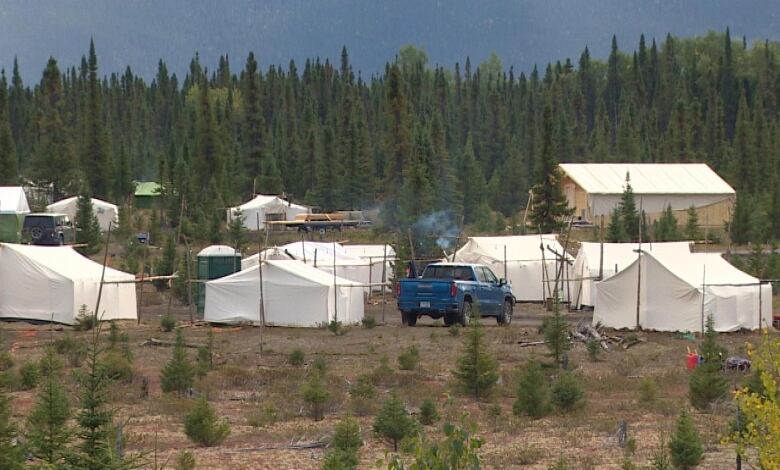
342, 244, 396, 292
241, 248, 294, 270
572, 241, 692, 309
0, 186, 30, 213
204, 259, 364, 327
594, 251, 771, 332
46, 196, 119, 231
453, 235, 573, 302
226, 195, 310, 230
0, 243, 137, 324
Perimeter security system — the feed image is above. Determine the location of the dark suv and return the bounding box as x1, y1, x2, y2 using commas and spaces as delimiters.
22, 213, 76, 246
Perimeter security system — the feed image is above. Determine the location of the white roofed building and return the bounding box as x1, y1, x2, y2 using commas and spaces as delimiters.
558, 163, 735, 228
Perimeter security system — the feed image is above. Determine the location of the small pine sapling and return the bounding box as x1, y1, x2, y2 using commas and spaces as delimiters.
184, 397, 230, 447
418, 399, 439, 426
513, 360, 550, 419
551, 372, 585, 412
160, 329, 195, 394
669, 409, 703, 470
373, 393, 416, 451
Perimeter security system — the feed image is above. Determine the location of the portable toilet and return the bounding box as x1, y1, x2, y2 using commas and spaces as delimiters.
0, 213, 25, 243
197, 245, 242, 315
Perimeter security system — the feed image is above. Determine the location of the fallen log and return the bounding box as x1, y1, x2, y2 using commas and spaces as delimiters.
226, 440, 328, 453
139, 337, 205, 349
518, 340, 547, 347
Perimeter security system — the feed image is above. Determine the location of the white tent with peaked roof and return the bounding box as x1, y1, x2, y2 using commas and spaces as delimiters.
204, 259, 364, 327
0, 243, 137, 324
453, 235, 573, 302
227, 195, 309, 230
594, 251, 771, 332
572, 241, 692, 309
46, 196, 119, 231
0, 187, 30, 213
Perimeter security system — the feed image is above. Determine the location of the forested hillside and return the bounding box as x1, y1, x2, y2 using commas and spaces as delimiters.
0, 30, 778, 242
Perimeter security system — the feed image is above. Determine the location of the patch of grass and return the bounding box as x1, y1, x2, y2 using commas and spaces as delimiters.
216, 365, 256, 389
246, 404, 281, 428
288, 349, 305, 366
18, 360, 39, 390
397, 345, 420, 371
160, 313, 176, 332
448, 325, 461, 336
101, 351, 134, 384
361, 316, 377, 329
53, 334, 87, 368
327, 320, 347, 336
515, 446, 543, 465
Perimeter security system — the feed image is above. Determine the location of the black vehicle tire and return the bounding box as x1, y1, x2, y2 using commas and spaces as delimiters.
444, 312, 456, 327
29, 226, 44, 241
497, 299, 513, 326
459, 301, 472, 326
401, 311, 417, 327
58, 234, 65, 246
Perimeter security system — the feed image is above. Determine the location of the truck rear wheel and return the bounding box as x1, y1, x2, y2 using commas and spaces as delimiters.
497, 300, 513, 325
402, 311, 417, 327
459, 301, 472, 326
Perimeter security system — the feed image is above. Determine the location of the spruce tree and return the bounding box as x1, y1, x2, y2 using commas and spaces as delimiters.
607, 208, 627, 242
513, 360, 550, 419
544, 302, 570, 367
453, 307, 499, 399
26, 348, 72, 465
75, 182, 103, 254
82, 40, 112, 198
620, 172, 640, 241
160, 329, 195, 395
0, 381, 24, 470
530, 103, 572, 233
0, 71, 17, 185
684, 206, 700, 241
669, 409, 703, 469
373, 393, 416, 451
689, 316, 728, 410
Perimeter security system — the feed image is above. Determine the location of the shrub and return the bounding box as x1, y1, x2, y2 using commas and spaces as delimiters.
397, 345, 420, 371
246, 404, 279, 428
639, 376, 658, 404
516, 446, 542, 465
321, 449, 358, 470
548, 457, 569, 470
289, 349, 305, 366
330, 416, 362, 453
53, 335, 87, 368
543, 303, 570, 367
689, 364, 728, 410
18, 361, 39, 390
73, 305, 96, 331
160, 313, 176, 332
301, 373, 330, 421
184, 397, 230, 447
384, 423, 482, 469
669, 409, 703, 469
370, 355, 394, 386
0, 351, 13, 372
448, 325, 461, 337
649, 435, 672, 470
312, 357, 328, 376
196, 347, 211, 378
361, 316, 377, 329
349, 374, 377, 416
100, 352, 134, 384
551, 372, 585, 412
418, 399, 439, 425
174, 450, 197, 470
373, 393, 416, 451
327, 320, 346, 336
586, 339, 601, 361
453, 309, 499, 399
160, 329, 195, 394
513, 360, 550, 419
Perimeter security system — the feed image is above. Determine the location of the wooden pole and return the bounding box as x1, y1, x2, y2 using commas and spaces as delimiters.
539, 230, 548, 305
332, 241, 338, 323
407, 228, 416, 263
635, 200, 643, 330
598, 215, 605, 280
185, 241, 193, 323
381, 244, 387, 324
94, 221, 113, 321
137, 234, 148, 325
450, 214, 465, 262
165, 197, 186, 319
758, 282, 763, 329
256, 213, 265, 356
701, 265, 706, 334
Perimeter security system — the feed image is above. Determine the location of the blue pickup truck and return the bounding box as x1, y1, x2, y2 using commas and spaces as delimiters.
396, 263, 515, 326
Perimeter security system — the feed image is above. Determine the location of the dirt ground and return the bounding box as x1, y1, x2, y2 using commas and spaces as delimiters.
2, 297, 774, 469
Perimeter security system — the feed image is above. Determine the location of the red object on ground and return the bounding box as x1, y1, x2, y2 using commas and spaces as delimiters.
686, 352, 699, 370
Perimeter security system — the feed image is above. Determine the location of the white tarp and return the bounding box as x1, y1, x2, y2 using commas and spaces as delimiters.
204, 259, 364, 327
46, 196, 119, 232
572, 241, 692, 308
594, 251, 772, 332
559, 163, 735, 218
453, 235, 573, 302
226, 195, 309, 230
0, 243, 137, 324
0, 187, 30, 213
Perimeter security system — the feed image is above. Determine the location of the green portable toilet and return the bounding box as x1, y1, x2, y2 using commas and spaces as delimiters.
196, 245, 242, 315
0, 213, 25, 243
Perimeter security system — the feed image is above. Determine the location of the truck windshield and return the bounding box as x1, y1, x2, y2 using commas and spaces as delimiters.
421, 266, 475, 281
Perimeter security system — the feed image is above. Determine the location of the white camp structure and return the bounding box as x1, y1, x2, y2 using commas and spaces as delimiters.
0, 186, 30, 213
204, 259, 364, 327
452, 235, 573, 302
0, 243, 137, 324
594, 251, 771, 332
342, 244, 396, 291
572, 241, 692, 309
46, 196, 119, 231
226, 195, 310, 230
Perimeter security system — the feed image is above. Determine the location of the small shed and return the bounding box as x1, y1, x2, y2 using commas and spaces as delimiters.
196, 245, 242, 315
133, 182, 162, 209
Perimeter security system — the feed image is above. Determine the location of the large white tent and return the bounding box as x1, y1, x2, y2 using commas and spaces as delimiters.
0, 187, 30, 213
594, 251, 772, 332
46, 196, 119, 231
453, 235, 573, 302
0, 243, 137, 324
204, 259, 364, 327
226, 195, 310, 230
572, 241, 692, 309
341, 244, 395, 292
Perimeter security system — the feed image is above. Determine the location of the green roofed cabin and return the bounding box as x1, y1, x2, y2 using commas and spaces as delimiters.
196, 245, 242, 316
133, 182, 162, 209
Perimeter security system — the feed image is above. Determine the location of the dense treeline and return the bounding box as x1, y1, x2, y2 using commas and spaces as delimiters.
0, 31, 779, 242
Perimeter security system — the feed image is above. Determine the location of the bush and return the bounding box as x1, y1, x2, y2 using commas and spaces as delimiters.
551, 372, 585, 412
302, 373, 330, 421
418, 399, 439, 426
397, 345, 420, 371
361, 316, 377, 329
689, 363, 728, 410
586, 339, 601, 361
289, 349, 305, 366
321, 449, 358, 470
174, 450, 197, 470
160, 329, 195, 394
669, 409, 703, 469
73, 310, 96, 331
18, 361, 39, 390
349, 374, 377, 416
513, 360, 550, 419
330, 416, 362, 453
548, 457, 569, 470
448, 325, 461, 336
246, 404, 279, 428
373, 393, 416, 451
544, 303, 570, 367
184, 397, 230, 447
107, 321, 129, 350
53, 335, 87, 367
384, 423, 482, 469
160, 313, 176, 332
327, 320, 346, 336
196, 347, 211, 378
0, 351, 13, 372
101, 352, 134, 384
639, 376, 658, 404
312, 357, 328, 376
370, 355, 394, 386
453, 309, 499, 399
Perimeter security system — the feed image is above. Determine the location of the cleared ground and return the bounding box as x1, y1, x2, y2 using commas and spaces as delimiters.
1, 298, 772, 469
